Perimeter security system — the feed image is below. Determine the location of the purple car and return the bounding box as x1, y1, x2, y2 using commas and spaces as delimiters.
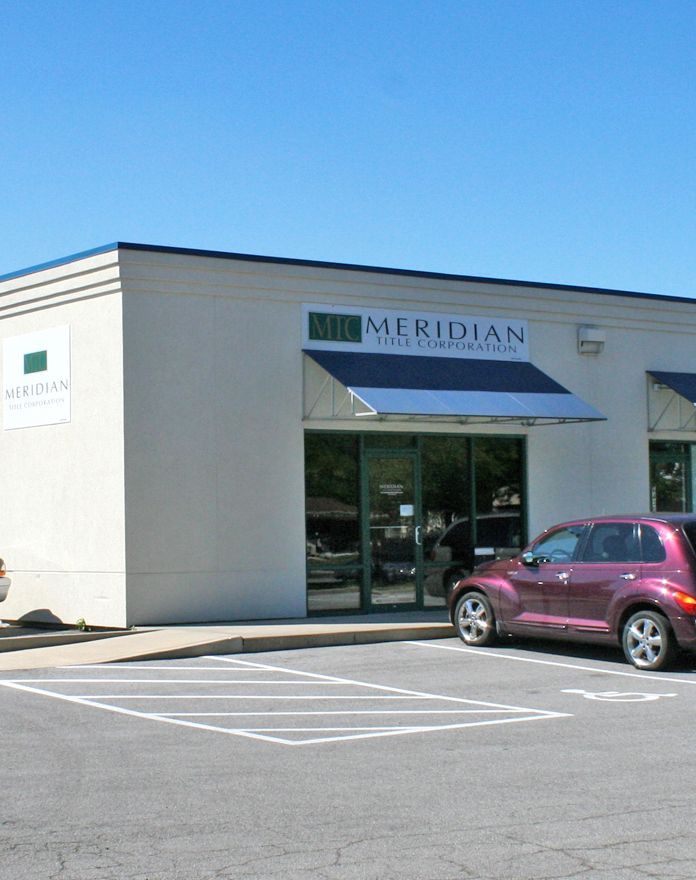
448, 514, 696, 671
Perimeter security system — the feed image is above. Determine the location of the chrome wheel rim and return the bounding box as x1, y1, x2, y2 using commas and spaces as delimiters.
626, 618, 663, 668
457, 597, 491, 643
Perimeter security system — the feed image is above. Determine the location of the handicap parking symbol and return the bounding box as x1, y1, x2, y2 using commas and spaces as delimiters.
562, 689, 677, 702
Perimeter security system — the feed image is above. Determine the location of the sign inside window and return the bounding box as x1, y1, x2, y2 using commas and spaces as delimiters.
380, 483, 404, 496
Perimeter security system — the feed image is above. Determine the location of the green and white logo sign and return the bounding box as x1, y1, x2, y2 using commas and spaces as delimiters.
24, 350, 48, 374
302, 304, 528, 361
3, 326, 71, 430
308, 311, 362, 343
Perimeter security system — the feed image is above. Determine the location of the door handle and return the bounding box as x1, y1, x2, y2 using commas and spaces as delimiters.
556, 571, 570, 580
415, 526, 422, 546
620, 573, 637, 580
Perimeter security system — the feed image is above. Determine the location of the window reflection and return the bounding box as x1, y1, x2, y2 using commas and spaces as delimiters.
421, 437, 470, 605
650, 441, 692, 512
306, 569, 361, 611
474, 436, 523, 564
305, 434, 361, 611
422, 436, 523, 603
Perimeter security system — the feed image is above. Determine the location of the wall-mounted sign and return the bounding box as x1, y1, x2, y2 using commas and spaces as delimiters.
303, 304, 528, 362
3, 326, 71, 430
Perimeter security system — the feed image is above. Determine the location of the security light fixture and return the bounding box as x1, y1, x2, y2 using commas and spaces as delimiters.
577, 325, 606, 355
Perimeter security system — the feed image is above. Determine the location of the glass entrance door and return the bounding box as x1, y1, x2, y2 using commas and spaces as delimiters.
365, 453, 419, 607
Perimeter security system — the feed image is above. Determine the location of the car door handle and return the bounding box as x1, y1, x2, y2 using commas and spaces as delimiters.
620, 572, 637, 580
556, 571, 570, 580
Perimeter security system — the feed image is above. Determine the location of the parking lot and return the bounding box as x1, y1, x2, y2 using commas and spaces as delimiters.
0, 652, 569, 748
3, 636, 696, 879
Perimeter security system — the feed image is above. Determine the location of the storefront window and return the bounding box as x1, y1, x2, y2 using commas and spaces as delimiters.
474, 437, 524, 554
305, 434, 361, 611
305, 432, 526, 613
363, 434, 415, 449
421, 437, 471, 606
650, 441, 696, 512
421, 436, 524, 607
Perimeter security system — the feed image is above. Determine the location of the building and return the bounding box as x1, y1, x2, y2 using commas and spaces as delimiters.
1, 242, 695, 627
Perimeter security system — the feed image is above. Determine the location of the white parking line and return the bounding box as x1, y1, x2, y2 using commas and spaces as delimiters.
9, 679, 370, 685
0, 680, 293, 746
67, 665, 273, 671
0, 655, 571, 747
70, 695, 459, 700
159, 709, 520, 717
405, 640, 696, 684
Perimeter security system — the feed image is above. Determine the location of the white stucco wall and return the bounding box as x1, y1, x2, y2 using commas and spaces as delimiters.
120, 253, 307, 623
519, 290, 696, 537
3, 244, 696, 626
0, 251, 126, 626
114, 248, 696, 623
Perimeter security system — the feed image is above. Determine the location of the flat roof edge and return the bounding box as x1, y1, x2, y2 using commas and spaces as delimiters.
0, 243, 120, 283
1, 240, 693, 305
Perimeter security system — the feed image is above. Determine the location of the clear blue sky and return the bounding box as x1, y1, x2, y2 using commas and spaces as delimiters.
2, 0, 695, 296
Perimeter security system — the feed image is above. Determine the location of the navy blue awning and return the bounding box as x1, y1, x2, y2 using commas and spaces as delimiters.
304, 350, 605, 422
649, 371, 696, 404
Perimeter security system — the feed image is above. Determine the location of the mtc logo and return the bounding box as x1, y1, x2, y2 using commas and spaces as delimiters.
308, 312, 362, 343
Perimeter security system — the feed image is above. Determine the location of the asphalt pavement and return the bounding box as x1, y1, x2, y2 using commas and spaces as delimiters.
2, 635, 696, 879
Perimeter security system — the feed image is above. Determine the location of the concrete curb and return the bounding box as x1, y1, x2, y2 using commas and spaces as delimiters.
0, 629, 139, 653
237, 624, 454, 654
0, 621, 455, 670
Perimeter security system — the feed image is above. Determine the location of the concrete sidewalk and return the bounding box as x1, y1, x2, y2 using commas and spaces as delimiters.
0, 612, 455, 670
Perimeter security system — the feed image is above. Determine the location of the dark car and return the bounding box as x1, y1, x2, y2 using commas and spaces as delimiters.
425, 512, 522, 598
448, 514, 696, 671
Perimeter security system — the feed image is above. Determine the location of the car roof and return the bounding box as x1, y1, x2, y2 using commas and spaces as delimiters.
552, 514, 696, 529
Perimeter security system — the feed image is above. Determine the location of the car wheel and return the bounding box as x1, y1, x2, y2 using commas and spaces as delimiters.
622, 610, 676, 671
454, 591, 497, 647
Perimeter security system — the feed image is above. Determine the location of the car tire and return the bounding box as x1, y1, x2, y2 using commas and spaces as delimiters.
621, 610, 676, 671
454, 591, 497, 647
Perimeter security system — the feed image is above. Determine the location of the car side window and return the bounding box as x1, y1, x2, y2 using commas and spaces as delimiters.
641, 524, 666, 563
580, 523, 640, 563
532, 526, 585, 563
477, 515, 521, 547
441, 521, 471, 554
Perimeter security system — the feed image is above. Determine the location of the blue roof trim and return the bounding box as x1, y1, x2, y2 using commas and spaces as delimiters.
0, 243, 120, 283
0, 240, 692, 304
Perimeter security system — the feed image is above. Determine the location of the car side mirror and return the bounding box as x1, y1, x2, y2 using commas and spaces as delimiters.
522, 550, 551, 566
521, 551, 536, 566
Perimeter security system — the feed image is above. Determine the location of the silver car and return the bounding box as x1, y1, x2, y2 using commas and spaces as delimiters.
0, 558, 10, 602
